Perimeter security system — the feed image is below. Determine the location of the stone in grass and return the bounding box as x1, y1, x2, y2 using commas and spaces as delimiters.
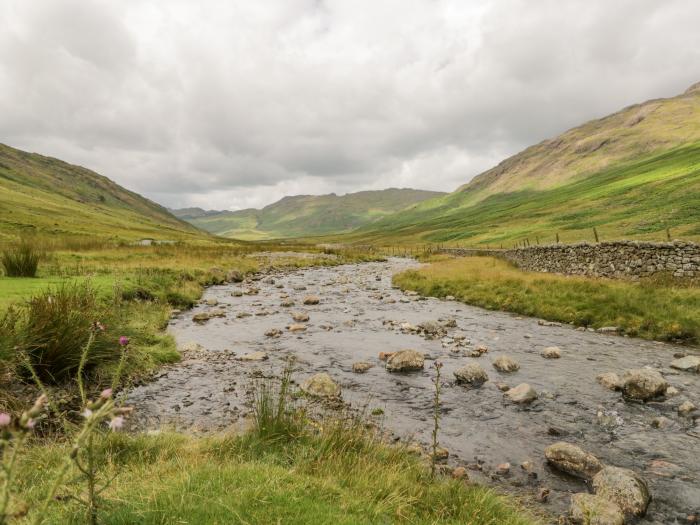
541, 346, 562, 359
569, 493, 624, 525
621, 369, 668, 401
492, 355, 520, 373
544, 442, 603, 480
504, 383, 537, 404
352, 362, 373, 373
592, 466, 651, 518
453, 363, 488, 386
386, 350, 425, 372
300, 373, 341, 398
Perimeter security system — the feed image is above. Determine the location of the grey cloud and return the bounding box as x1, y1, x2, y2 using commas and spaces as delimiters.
0, 0, 699, 210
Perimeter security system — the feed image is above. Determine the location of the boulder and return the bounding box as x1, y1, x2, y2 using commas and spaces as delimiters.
541, 346, 562, 359
596, 373, 622, 391
592, 466, 651, 517
303, 295, 320, 305
621, 369, 668, 401
236, 351, 268, 362
386, 350, 425, 372
291, 311, 310, 322
300, 373, 341, 398
505, 383, 538, 404
569, 493, 624, 525
544, 442, 603, 480
454, 363, 488, 386
493, 355, 520, 373
670, 355, 700, 373
352, 362, 373, 373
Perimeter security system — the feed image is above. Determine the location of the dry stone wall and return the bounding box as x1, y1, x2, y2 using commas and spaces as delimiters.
440, 241, 700, 280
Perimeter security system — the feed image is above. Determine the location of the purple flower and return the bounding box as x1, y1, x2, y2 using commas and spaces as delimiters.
118, 336, 130, 347
100, 388, 113, 400
0, 413, 10, 427
108, 416, 124, 431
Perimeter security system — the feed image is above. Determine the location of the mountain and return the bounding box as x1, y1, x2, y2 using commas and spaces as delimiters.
169, 207, 221, 220
0, 143, 204, 241
353, 82, 700, 245
175, 188, 446, 240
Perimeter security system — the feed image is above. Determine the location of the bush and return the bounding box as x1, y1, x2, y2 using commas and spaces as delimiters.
1, 239, 40, 277
0, 283, 123, 383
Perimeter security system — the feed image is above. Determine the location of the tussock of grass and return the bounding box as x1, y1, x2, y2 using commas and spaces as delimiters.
1, 239, 40, 277
394, 256, 700, 344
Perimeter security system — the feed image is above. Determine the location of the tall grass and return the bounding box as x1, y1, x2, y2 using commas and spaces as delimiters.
1, 239, 40, 277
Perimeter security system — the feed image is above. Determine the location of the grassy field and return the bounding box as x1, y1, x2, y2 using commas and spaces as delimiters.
394, 256, 700, 344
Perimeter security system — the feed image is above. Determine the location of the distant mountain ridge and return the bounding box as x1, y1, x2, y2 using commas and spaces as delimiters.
0, 143, 203, 240
173, 188, 445, 240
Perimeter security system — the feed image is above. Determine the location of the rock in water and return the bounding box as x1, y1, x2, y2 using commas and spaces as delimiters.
192, 312, 211, 323
592, 466, 651, 517
227, 270, 244, 282
541, 346, 562, 359
235, 351, 268, 362
596, 373, 622, 391
300, 373, 341, 398
621, 369, 668, 401
287, 323, 307, 333
504, 383, 538, 404
303, 295, 320, 305
678, 400, 696, 416
544, 442, 603, 480
454, 363, 488, 386
569, 493, 624, 525
670, 355, 700, 373
352, 362, 373, 373
492, 355, 520, 373
291, 311, 310, 322
386, 350, 425, 372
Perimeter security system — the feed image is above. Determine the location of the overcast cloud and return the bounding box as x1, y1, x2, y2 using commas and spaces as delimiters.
1, 1, 699, 210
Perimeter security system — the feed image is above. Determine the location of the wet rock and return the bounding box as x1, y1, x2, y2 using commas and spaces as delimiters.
227, 270, 244, 282
470, 345, 488, 358
291, 311, 310, 322
386, 350, 425, 372
670, 355, 700, 373
280, 299, 295, 307
205, 298, 218, 306
441, 318, 457, 328
621, 368, 668, 401
287, 323, 307, 333
544, 442, 603, 480
231, 290, 243, 297
505, 383, 538, 404
303, 295, 320, 305
496, 462, 511, 475
352, 362, 373, 373
666, 386, 680, 397
300, 373, 341, 398
293, 285, 307, 291
541, 346, 562, 359
569, 493, 624, 525
597, 373, 622, 391
419, 321, 447, 338
431, 447, 449, 461
678, 400, 696, 416
493, 355, 520, 373
192, 312, 212, 323
592, 466, 651, 517
538, 320, 562, 327
495, 383, 510, 392
236, 351, 268, 362
650, 416, 673, 429
265, 328, 282, 338
536, 487, 550, 503
378, 352, 395, 362
244, 287, 259, 295
597, 326, 620, 334
454, 363, 489, 386
451, 466, 468, 480
236, 312, 252, 318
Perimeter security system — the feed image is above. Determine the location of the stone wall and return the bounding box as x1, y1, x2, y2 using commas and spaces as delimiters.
440, 241, 700, 280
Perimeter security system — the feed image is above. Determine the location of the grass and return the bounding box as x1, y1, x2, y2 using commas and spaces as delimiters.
1, 240, 40, 277
393, 256, 700, 344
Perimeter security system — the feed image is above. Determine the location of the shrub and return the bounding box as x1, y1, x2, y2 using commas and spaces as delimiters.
1, 239, 40, 277
0, 284, 123, 383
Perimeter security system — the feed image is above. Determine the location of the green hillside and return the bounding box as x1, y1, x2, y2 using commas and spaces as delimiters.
0, 143, 204, 241
352, 83, 700, 245
174, 188, 445, 240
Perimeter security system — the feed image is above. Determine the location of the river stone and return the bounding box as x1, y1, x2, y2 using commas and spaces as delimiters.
236, 351, 268, 362
386, 350, 425, 372
227, 270, 244, 282
280, 299, 295, 307
541, 346, 562, 359
621, 369, 668, 401
300, 373, 341, 398
378, 352, 396, 361
544, 442, 603, 480
192, 312, 211, 323
352, 362, 373, 373
265, 328, 282, 338
504, 383, 538, 404
287, 323, 307, 332
291, 311, 310, 322
493, 355, 520, 373
678, 400, 696, 416
180, 342, 205, 354
569, 493, 624, 525
303, 295, 320, 305
670, 355, 700, 373
597, 373, 622, 391
205, 298, 218, 306
592, 466, 651, 517
454, 363, 488, 386
665, 386, 680, 397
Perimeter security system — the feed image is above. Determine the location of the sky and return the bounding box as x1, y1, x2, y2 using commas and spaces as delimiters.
1, 1, 699, 211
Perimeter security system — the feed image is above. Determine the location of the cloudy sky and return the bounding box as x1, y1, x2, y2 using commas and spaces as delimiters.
1, 1, 699, 210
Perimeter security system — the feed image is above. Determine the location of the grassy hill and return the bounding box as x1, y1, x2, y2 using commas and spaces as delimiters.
0, 143, 204, 241
173, 188, 445, 240
352, 82, 700, 245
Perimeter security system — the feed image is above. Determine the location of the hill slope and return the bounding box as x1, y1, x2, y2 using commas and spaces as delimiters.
0, 143, 204, 241
174, 188, 445, 240
354, 83, 700, 245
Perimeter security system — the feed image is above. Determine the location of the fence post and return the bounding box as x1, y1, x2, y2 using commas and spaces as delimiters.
666, 227, 672, 242
556, 233, 560, 244
593, 227, 599, 243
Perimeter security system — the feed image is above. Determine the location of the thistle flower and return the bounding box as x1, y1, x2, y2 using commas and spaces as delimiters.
118, 336, 130, 347
93, 321, 106, 332
100, 388, 113, 400
82, 408, 93, 419
0, 412, 10, 427
108, 416, 124, 431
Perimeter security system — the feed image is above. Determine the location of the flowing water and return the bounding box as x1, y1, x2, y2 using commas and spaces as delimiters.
128, 258, 700, 523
